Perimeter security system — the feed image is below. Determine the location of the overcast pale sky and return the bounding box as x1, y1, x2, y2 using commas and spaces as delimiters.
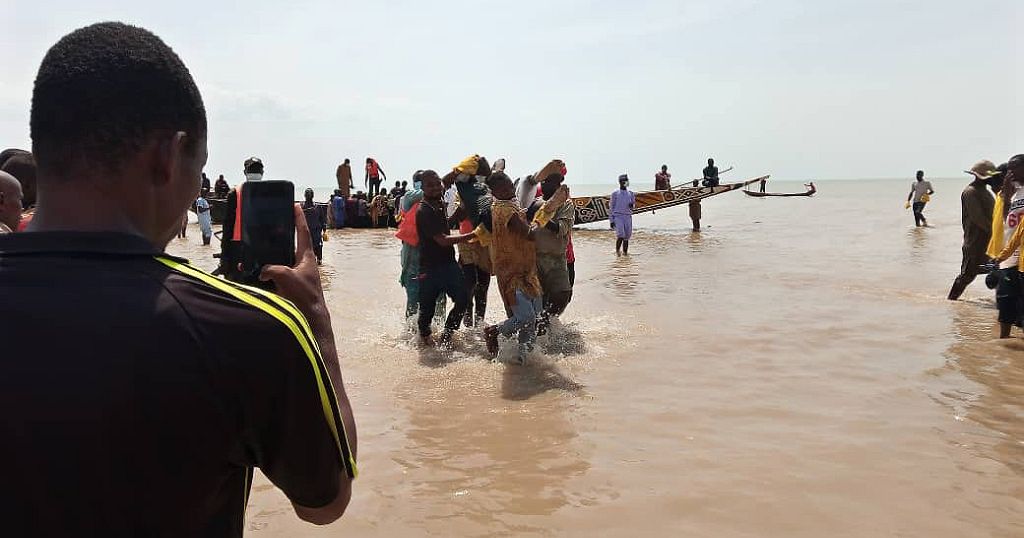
2, 0, 1021, 187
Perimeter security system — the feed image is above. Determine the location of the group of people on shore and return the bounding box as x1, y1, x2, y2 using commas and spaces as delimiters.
948, 157, 1024, 338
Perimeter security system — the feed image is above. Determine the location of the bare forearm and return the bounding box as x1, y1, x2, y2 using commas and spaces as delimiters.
433, 233, 474, 247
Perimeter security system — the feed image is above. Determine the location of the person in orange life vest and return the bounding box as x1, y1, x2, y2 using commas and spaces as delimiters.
219, 156, 264, 281
365, 157, 386, 199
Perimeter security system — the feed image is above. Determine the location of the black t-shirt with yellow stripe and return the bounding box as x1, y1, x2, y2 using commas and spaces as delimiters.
0, 232, 356, 537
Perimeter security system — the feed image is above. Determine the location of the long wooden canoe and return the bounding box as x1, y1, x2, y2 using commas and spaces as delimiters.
571, 175, 768, 225
743, 182, 815, 198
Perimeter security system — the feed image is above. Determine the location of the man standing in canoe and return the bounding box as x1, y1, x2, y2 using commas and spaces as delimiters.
365, 157, 386, 199
336, 158, 353, 199
702, 158, 720, 187
611, 174, 635, 256
655, 164, 671, 190
906, 170, 935, 227
948, 161, 996, 300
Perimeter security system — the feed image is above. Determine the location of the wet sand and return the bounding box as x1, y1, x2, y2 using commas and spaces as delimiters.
167, 179, 1023, 537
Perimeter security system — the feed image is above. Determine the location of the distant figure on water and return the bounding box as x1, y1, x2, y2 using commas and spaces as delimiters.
906, 170, 935, 227
196, 188, 212, 245
331, 189, 346, 228
702, 158, 719, 187
302, 188, 326, 264
365, 157, 386, 198
655, 164, 672, 190
336, 158, 353, 198
948, 161, 996, 300
213, 173, 230, 198
611, 174, 635, 255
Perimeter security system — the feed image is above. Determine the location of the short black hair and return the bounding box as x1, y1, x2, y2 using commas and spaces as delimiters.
916, 170, 924, 178
486, 171, 512, 189
30, 22, 206, 178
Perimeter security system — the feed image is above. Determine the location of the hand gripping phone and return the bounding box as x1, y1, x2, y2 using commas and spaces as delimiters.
239, 180, 295, 289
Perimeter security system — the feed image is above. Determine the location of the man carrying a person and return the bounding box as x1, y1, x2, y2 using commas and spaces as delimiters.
415, 170, 476, 346
483, 172, 545, 364
0, 22, 357, 536
529, 172, 574, 330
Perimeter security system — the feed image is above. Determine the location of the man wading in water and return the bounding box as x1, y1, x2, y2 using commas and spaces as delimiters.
483, 172, 545, 364
0, 22, 357, 535
906, 170, 935, 227
415, 170, 476, 346
948, 161, 997, 300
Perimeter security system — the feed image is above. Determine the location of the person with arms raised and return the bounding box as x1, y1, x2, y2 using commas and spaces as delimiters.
0, 22, 357, 536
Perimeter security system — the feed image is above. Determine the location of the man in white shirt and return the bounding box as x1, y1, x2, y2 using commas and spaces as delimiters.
196, 188, 213, 245
906, 170, 935, 227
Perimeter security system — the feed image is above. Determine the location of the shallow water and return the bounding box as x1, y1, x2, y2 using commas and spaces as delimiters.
167, 178, 1023, 537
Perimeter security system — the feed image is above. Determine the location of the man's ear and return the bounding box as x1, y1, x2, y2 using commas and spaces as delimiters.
151, 131, 189, 186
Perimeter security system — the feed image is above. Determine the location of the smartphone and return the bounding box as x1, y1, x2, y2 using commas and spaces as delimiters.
239, 180, 295, 288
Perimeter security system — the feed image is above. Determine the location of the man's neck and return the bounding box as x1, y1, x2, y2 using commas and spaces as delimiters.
27, 182, 159, 247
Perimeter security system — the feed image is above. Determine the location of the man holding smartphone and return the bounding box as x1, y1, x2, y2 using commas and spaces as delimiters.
0, 22, 356, 536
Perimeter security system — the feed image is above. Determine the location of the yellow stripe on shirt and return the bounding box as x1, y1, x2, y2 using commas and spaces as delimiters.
155, 257, 357, 478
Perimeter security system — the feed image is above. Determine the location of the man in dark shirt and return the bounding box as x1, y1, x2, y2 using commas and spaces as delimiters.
303, 187, 327, 264
415, 170, 476, 345
0, 22, 356, 536
219, 156, 265, 281
214, 174, 231, 198
702, 158, 719, 187
948, 162, 997, 300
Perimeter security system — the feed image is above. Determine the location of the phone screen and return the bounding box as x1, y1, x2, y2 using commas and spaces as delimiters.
240, 180, 295, 286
